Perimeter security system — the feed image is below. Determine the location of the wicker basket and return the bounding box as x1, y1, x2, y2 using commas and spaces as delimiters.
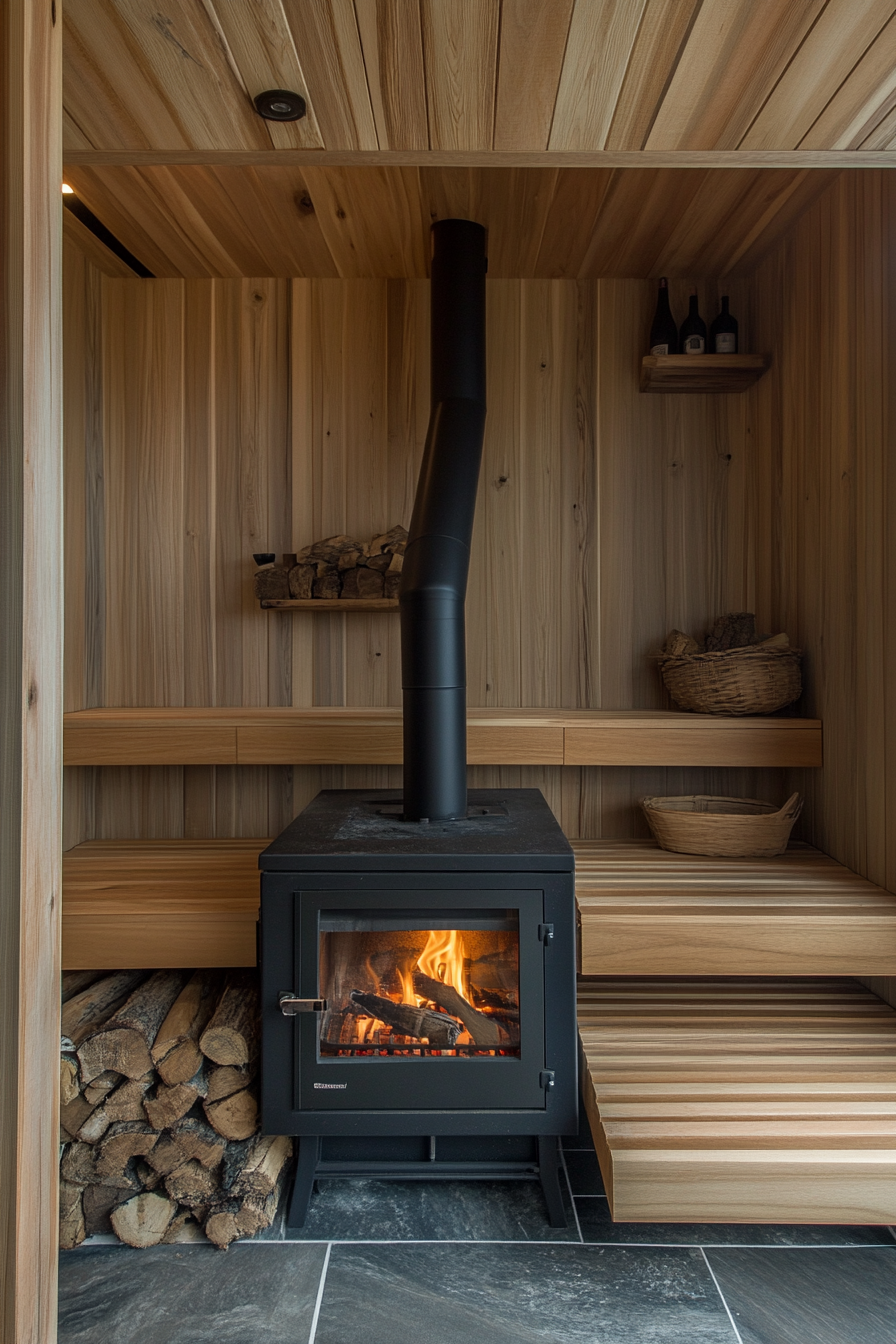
641, 792, 803, 858
657, 645, 802, 716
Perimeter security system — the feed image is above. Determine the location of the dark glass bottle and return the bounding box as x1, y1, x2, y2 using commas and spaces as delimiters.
710, 295, 738, 353
649, 277, 678, 355
679, 289, 706, 355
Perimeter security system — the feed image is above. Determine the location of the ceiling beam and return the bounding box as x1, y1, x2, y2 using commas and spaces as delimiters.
63, 149, 896, 170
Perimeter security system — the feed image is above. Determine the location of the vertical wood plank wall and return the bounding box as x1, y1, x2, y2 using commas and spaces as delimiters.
62, 248, 782, 847
726, 171, 896, 1006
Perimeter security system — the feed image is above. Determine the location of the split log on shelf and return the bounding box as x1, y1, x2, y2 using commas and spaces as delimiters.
222, 1134, 292, 1199
144, 1063, 207, 1131
78, 969, 192, 1083
61, 1054, 81, 1107
412, 972, 501, 1048
288, 563, 314, 599
60, 1142, 100, 1187
204, 1087, 258, 1141
253, 566, 290, 601
348, 991, 461, 1048
384, 570, 401, 599
79, 1075, 155, 1143
95, 1121, 159, 1181
60, 1093, 99, 1143
83, 1184, 130, 1237
312, 566, 340, 599
83, 1069, 124, 1105
61, 970, 147, 1050
704, 611, 757, 651
153, 970, 222, 1086
369, 524, 408, 555
199, 972, 258, 1066
61, 969, 104, 1002
171, 1116, 227, 1169
363, 552, 391, 573
59, 1180, 86, 1251
110, 1191, 177, 1248
206, 1063, 255, 1104
340, 565, 384, 599
164, 1159, 221, 1208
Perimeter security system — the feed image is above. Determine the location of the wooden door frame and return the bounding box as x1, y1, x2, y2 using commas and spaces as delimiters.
1, 0, 63, 1340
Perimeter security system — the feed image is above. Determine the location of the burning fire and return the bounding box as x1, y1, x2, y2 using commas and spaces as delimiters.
416, 928, 468, 998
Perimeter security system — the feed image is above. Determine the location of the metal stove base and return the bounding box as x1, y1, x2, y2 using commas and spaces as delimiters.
287, 1133, 567, 1230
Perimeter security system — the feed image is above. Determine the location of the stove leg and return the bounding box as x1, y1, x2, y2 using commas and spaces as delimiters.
537, 1135, 567, 1228
286, 1136, 321, 1230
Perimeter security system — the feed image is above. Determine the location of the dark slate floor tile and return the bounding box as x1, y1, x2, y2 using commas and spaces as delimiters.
706, 1246, 896, 1344
284, 1177, 579, 1242
316, 1242, 736, 1344
576, 1197, 896, 1248
562, 1149, 605, 1195
58, 1242, 327, 1344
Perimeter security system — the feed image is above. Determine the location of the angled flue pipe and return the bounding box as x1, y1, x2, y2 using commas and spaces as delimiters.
399, 219, 487, 822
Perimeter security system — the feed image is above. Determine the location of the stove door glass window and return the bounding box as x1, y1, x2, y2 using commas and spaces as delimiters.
318, 909, 519, 1059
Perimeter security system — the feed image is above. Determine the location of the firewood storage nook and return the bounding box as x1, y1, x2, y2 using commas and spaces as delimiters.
7, 2, 896, 1333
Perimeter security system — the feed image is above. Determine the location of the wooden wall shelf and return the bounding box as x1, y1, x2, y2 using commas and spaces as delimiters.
260, 598, 398, 611
640, 354, 771, 393
579, 976, 896, 1225
62, 707, 822, 768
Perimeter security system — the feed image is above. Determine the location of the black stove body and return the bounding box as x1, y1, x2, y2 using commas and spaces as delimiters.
259, 787, 577, 1226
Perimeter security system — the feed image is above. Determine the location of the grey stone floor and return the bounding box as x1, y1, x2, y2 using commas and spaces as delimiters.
60, 1107, 896, 1344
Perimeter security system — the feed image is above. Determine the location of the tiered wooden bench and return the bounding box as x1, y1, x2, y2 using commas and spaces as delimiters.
62, 707, 822, 767
576, 841, 896, 976
578, 976, 896, 1224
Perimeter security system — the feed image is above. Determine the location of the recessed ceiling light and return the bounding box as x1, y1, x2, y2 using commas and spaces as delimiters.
254, 89, 306, 122
61, 183, 74, 194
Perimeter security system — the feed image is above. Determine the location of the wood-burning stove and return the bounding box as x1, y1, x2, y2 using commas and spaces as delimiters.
259, 788, 577, 1227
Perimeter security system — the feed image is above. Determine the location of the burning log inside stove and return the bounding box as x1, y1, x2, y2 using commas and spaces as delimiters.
412, 971, 501, 1048
347, 990, 461, 1047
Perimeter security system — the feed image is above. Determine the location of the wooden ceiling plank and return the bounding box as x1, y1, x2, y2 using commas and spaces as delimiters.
604, 0, 702, 151
646, 0, 826, 151
577, 168, 711, 277
740, 0, 896, 151
62, 148, 896, 168
299, 166, 429, 276
531, 168, 617, 277
280, 0, 378, 149
718, 170, 843, 276
420, 0, 500, 151
355, 0, 428, 151
548, 0, 650, 151
800, 11, 896, 150
858, 101, 896, 150
65, 166, 226, 277
199, 0, 324, 150
62, 107, 95, 153
492, 0, 575, 152
63, 207, 139, 277
64, 0, 274, 151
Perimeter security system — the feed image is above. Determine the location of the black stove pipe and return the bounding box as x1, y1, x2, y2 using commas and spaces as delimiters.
399, 219, 487, 822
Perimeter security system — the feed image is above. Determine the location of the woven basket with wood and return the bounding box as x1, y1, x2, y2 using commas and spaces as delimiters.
641, 793, 803, 858
657, 644, 802, 715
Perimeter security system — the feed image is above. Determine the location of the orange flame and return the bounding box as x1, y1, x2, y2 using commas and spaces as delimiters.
416, 928, 467, 997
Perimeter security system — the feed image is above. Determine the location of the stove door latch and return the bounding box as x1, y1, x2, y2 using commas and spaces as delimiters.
538, 923, 554, 946
540, 1070, 556, 1091
279, 993, 328, 1016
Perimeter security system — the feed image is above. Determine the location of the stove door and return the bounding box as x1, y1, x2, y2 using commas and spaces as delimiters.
294, 887, 546, 1112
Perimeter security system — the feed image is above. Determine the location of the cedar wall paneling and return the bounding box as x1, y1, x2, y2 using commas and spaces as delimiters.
725, 171, 896, 1008
62, 253, 781, 847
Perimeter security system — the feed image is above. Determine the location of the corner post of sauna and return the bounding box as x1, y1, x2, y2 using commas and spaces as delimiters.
0, 0, 63, 1339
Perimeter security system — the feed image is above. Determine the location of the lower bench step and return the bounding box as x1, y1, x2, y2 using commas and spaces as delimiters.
578, 976, 896, 1224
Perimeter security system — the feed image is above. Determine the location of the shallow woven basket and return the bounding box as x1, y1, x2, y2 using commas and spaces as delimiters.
657, 645, 802, 716
641, 792, 803, 858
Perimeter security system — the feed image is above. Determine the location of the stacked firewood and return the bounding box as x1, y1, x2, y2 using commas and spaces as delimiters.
254, 524, 408, 602
661, 611, 791, 655
59, 969, 291, 1251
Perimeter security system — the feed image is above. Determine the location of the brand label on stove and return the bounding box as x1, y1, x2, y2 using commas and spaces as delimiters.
314, 1082, 348, 1089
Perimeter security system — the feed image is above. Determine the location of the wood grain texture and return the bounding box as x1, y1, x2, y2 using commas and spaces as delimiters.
1, 0, 63, 1335
63, 0, 896, 157
640, 355, 770, 394
60, 164, 839, 280
580, 977, 896, 1223
577, 841, 896, 976
62, 269, 801, 844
